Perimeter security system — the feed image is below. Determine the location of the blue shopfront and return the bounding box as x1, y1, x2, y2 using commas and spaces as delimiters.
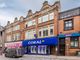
22, 37, 58, 55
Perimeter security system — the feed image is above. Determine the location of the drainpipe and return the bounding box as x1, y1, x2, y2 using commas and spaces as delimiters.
56, 0, 61, 56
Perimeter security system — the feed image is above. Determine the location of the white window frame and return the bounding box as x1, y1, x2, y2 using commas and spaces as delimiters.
49, 24, 54, 36
38, 17, 42, 23
42, 15, 48, 22
49, 12, 54, 20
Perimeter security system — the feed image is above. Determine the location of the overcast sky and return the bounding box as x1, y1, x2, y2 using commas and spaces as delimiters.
0, 0, 80, 26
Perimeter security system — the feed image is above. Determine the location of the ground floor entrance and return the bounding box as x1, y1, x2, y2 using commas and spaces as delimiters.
22, 37, 58, 55
58, 38, 65, 56
58, 32, 80, 56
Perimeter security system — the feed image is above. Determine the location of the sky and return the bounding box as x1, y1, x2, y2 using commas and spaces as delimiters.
0, 0, 80, 26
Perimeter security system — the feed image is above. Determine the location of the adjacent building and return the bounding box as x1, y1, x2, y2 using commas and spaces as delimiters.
0, 25, 5, 54
4, 1, 80, 56
58, 7, 80, 56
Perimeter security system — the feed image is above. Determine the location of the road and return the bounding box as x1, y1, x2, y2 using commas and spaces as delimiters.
0, 55, 24, 60
0, 54, 80, 60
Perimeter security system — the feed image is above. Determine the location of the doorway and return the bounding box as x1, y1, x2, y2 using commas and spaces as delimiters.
58, 38, 65, 56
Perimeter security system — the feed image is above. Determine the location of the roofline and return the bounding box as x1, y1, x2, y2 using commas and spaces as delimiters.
59, 7, 80, 14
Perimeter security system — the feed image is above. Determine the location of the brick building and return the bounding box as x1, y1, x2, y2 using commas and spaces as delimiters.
58, 7, 80, 56
4, 1, 80, 56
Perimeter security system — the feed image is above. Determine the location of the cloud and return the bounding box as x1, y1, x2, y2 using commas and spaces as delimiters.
0, 15, 11, 26
0, 0, 80, 26
0, 9, 25, 26
0, 3, 7, 8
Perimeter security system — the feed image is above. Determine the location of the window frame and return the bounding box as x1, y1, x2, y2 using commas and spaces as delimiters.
70, 37, 79, 48
49, 12, 54, 20
64, 19, 74, 31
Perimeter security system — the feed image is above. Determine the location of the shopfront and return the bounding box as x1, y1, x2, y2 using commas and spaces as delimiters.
5, 41, 22, 48
5, 41, 24, 57
58, 32, 80, 56
22, 37, 58, 55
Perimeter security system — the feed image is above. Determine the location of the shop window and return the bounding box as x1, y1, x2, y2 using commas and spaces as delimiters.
31, 46, 37, 54
24, 47, 28, 54
64, 19, 73, 30
70, 37, 79, 48
38, 46, 41, 54
38, 45, 47, 54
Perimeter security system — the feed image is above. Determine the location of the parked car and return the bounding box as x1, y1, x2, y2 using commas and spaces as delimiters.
4, 48, 24, 58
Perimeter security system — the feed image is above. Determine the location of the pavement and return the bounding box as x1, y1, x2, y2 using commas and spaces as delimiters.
0, 54, 80, 60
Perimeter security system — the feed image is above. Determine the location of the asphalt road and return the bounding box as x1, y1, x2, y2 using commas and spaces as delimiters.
0, 55, 24, 60
0, 55, 80, 60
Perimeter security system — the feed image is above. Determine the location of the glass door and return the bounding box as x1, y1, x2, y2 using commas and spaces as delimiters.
38, 45, 47, 54
30, 46, 37, 54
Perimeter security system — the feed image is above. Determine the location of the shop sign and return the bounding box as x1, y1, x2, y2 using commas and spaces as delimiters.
5, 41, 22, 48
28, 40, 44, 45
22, 37, 58, 47
65, 34, 71, 37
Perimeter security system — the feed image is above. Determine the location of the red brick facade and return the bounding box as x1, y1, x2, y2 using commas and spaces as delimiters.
5, 1, 80, 56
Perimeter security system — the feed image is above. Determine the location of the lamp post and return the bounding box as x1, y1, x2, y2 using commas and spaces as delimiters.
34, 34, 37, 39
56, 0, 61, 56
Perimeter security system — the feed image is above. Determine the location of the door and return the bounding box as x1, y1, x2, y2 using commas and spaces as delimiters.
58, 38, 65, 56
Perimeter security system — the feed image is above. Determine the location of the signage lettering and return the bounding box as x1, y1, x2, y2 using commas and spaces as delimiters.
28, 40, 42, 44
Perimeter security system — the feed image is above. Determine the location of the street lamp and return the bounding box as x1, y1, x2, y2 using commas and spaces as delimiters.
34, 34, 37, 39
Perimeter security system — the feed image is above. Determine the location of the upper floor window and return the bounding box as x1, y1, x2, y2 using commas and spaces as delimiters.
49, 13, 54, 20
38, 17, 42, 23
25, 30, 36, 39
42, 15, 48, 22
32, 20, 36, 25
27, 21, 32, 27
7, 35, 11, 41
26, 20, 36, 27
13, 25, 20, 31
43, 27, 48, 37
6, 28, 12, 33
39, 31, 41, 37
64, 19, 73, 30
38, 25, 54, 38
13, 33, 20, 41
49, 25, 54, 36
38, 15, 48, 23
16, 25, 20, 30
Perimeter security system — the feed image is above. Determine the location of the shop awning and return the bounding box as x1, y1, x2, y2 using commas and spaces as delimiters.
58, 34, 65, 38
58, 32, 80, 38
71, 32, 80, 36
22, 37, 58, 47
5, 41, 22, 48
